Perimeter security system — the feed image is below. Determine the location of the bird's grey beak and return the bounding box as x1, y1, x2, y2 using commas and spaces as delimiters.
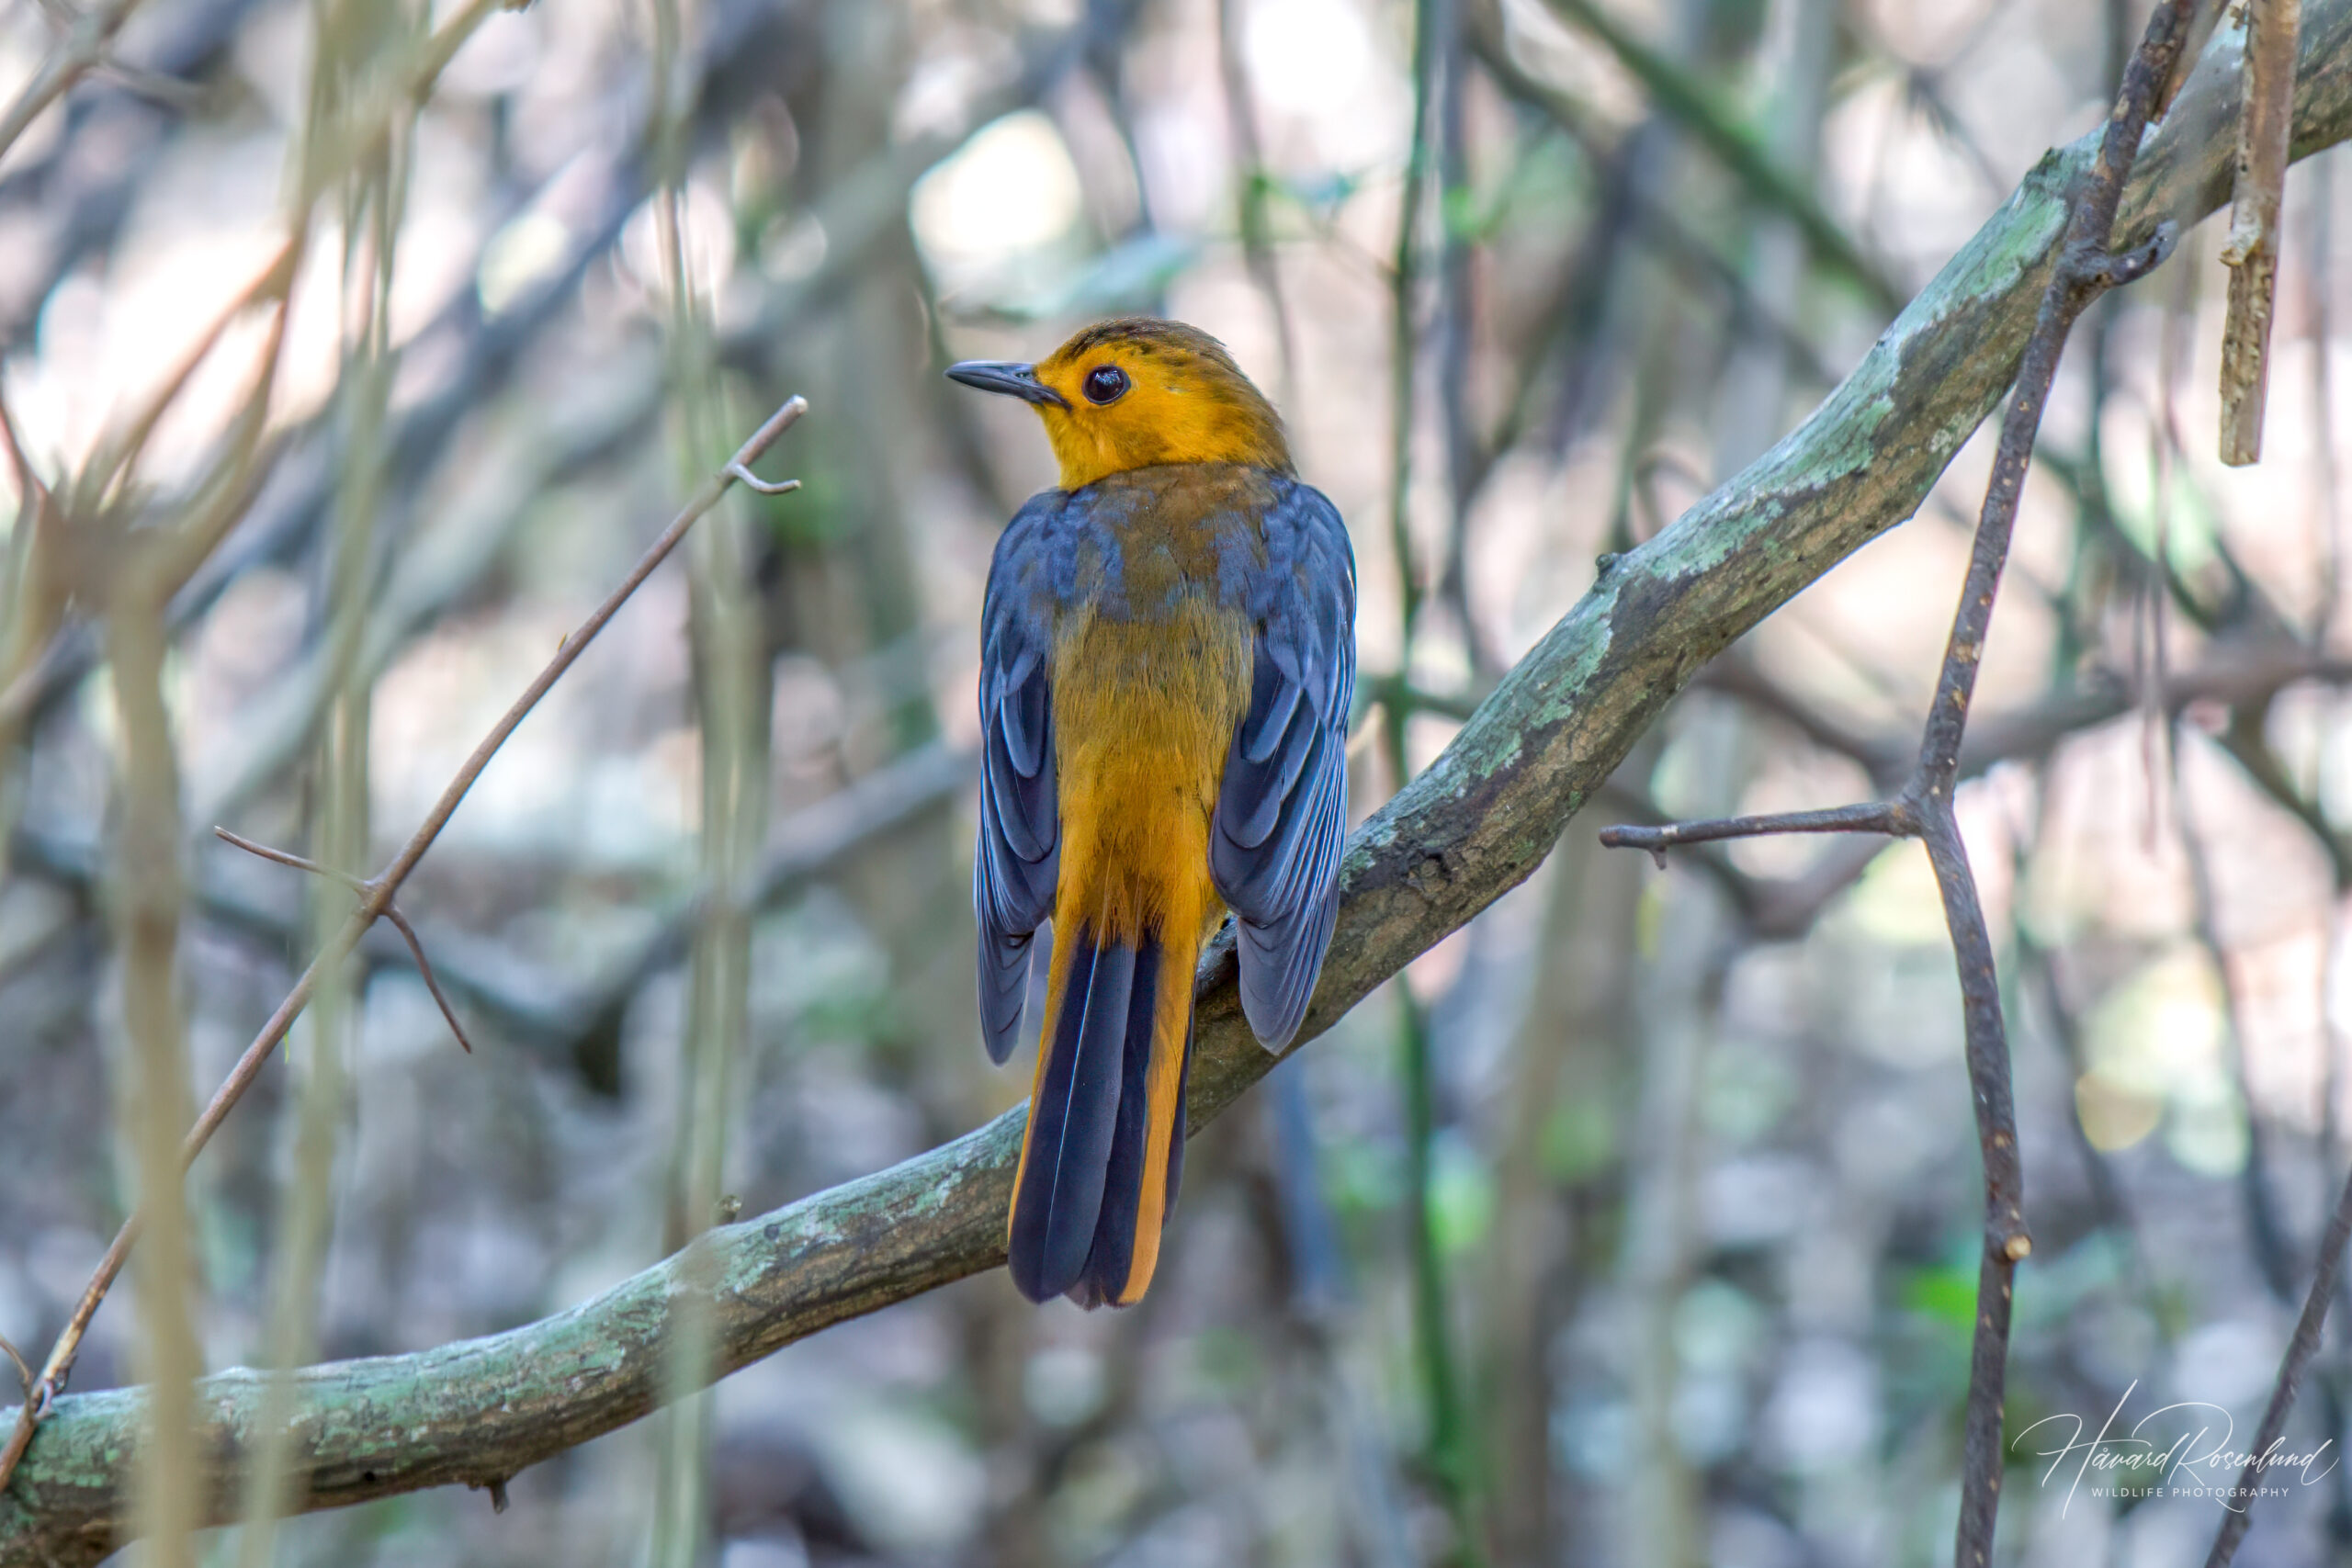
945, 359, 1069, 409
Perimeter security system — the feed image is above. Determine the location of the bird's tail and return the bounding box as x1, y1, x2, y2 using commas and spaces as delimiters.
1009, 918, 1197, 1306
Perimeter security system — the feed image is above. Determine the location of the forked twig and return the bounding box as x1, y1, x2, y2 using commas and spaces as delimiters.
1596, 6, 2197, 1564
0, 394, 809, 1495
212, 828, 475, 1055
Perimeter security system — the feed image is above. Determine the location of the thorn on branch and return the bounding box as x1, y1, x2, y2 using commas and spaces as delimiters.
381, 907, 476, 1055
213, 827, 475, 1055
724, 462, 801, 497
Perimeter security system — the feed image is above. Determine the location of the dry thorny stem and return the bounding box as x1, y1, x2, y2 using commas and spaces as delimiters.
0, 395, 810, 1499
1596, 4, 2198, 1565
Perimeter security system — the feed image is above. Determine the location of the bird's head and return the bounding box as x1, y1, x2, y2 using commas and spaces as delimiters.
946, 317, 1293, 491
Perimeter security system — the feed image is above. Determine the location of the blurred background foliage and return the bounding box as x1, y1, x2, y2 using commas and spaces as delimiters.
0, 0, 2348, 1562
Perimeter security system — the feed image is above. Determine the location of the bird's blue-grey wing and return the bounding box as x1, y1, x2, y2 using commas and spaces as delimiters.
975, 493, 1065, 1064
1211, 479, 1356, 1051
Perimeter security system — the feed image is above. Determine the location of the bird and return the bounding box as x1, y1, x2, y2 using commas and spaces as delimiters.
948, 318, 1356, 1307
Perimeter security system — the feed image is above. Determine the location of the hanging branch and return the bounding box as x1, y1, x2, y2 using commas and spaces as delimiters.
1595, 4, 2199, 1564
2221, 0, 2304, 464
0, 397, 808, 1503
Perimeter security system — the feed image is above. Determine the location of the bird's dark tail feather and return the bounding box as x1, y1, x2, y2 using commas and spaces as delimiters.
1009, 923, 1194, 1305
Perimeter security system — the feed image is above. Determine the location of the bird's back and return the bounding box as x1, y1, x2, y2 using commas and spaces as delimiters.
1043, 466, 1272, 946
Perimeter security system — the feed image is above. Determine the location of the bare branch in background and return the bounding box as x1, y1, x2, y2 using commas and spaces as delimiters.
1541, 0, 1902, 313
0, 395, 809, 1501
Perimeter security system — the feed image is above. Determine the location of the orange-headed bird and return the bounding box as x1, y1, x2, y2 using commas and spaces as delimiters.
949, 319, 1356, 1306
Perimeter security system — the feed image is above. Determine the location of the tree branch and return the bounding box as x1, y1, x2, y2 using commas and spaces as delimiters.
1601, 8, 2201, 1565
0, 395, 809, 1525
6, 5, 2352, 1559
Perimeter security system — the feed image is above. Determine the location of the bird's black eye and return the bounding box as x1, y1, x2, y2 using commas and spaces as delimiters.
1082, 365, 1130, 405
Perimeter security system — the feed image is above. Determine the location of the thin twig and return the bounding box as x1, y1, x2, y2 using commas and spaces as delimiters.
1434, 0, 1484, 671
1387, 0, 1442, 648
379, 908, 476, 1055
2312, 154, 2344, 639
723, 462, 799, 497
2202, 1158, 2352, 1568
0, 1333, 31, 1401
1598, 801, 1903, 863
1594, 6, 2198, 1563
212, 828, 363, 891
0, 395, 809, 1497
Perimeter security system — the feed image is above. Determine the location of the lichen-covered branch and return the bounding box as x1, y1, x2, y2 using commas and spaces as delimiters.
5, 6, 2351, 1562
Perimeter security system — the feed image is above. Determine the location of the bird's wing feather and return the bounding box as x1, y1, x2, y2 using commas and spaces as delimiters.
1211, 479, 1356, 1051
975, 492, 1065, 1063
